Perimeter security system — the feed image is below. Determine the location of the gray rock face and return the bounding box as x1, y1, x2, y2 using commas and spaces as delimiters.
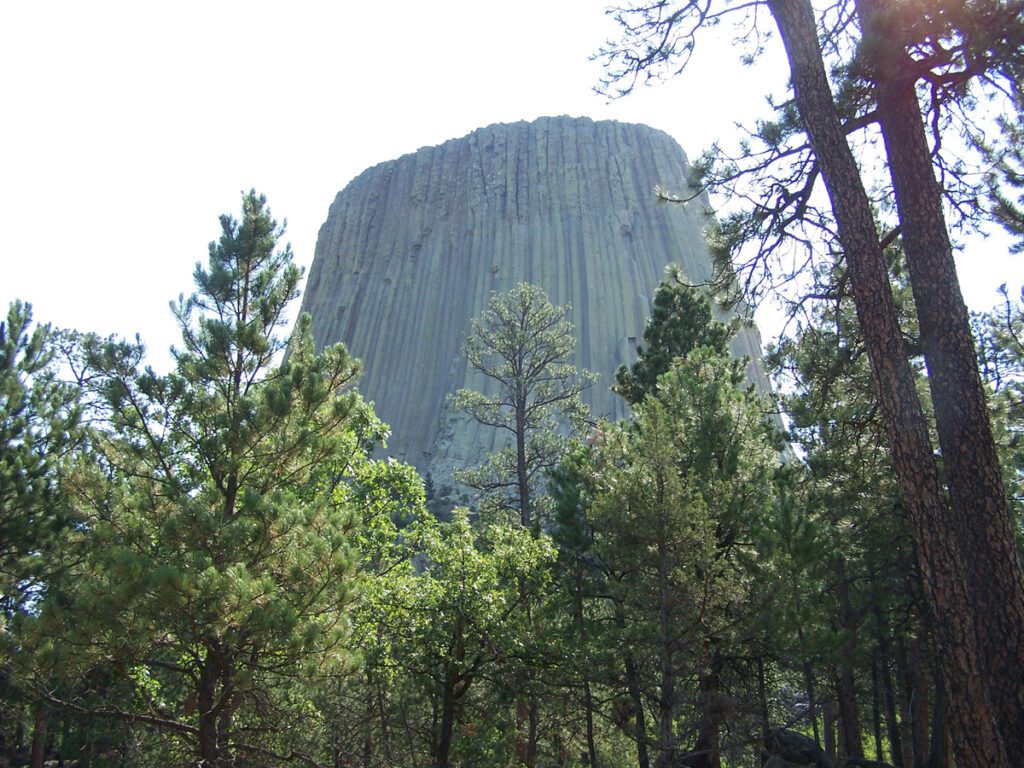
300, 116, 770, 483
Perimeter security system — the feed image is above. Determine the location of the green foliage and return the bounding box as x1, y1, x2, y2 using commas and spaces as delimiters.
0, 301, 81, 624
598, 347, 778, 625
602, 351, 779, 763
548, 329, 779, 764
346, 507, 556, 767
614, 264, 734, 405
986, 116, 1024, 253
764, 259, 927, 749
453, 283, 595, 526
975, 284, 1024, 515
26, 192, 384, 766
548, 443, 599, 567
0, 302, 84, 766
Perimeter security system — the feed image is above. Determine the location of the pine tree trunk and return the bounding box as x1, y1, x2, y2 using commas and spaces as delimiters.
892, 639, 915, 768
217, 662, 234, 768
855, 4, 1024, 753
831, 672, 847, 758
879, 649, 904, 768
908, 637, 931, 768
625, 653, 650, 768
823, 699, 836, 762
516, 402, 530, 527
654, 532, 676, 768
574, 574, 599, 768
871, 660, 884, 762
835, 557, 863, 759
795, 615, 821, 746
583, 679, 599, 768
803, 661, 821, 747
527, 695, 539, 767
655, 652, 675, 768
692, 651, 723, 768
28, 707, 46, 768
928, 659, 952, 768
765, 2, 1009, 764
869, 601, 903, 767
198, 653, 221, 768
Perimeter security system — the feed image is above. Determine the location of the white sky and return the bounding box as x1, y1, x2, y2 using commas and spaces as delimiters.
2, 1, 1018, 368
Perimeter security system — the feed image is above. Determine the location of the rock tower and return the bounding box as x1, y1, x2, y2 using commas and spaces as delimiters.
299, 116, 769, 484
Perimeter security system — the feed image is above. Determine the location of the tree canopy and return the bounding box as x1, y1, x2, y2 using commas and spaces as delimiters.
19, 192, 393, 767
614, 265, 733, 406
4, 10, 1024, 761
600, 3, 1024, 763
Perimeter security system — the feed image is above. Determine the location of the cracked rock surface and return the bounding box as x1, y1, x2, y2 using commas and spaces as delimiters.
300, 116, 771, 485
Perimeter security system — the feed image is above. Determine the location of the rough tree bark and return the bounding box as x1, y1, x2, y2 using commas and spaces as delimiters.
198, 652, 221, 768
624, 652, 651, 768
854, 2, 1024, 754
765, 1, 1008, 764
823, 700, 836, 761
516, 400, 531, 528
572, 576, 600, 768
692, 649, 723, 768
879, 649, 904, 768
908, 638, 929, 768
834, 557, 863, 760
870, 661, 884, 761
28, 708, 46, 768
655, 526, 677, 768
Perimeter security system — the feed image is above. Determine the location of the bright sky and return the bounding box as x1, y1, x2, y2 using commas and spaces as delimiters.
2, 1, 1018, 368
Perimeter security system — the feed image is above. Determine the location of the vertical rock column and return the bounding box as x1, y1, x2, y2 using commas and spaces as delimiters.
300, 115, 770, 483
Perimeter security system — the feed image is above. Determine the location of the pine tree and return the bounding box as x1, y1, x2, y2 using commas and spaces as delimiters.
31, 192, 380, 767
975, 284, 1024, 514
546, 445, 607, 768
987, 116, 1024, 253
0, 302, 83, 767
614, 265, 733, 406
593, 348, 778, 767
766, 259, 927, 764
453, 283, 594, 528
0, 301, 81, 624
599, 2, 1024, 760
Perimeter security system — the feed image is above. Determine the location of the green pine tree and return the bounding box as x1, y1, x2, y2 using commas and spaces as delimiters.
453, 283, 595, 528
0, 301, 81, 625
30, 192, 381, 767
593, 348, 779, 767
614, 265, 733, 406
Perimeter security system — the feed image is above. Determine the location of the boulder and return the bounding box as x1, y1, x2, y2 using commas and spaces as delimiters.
763, 727, 833, 768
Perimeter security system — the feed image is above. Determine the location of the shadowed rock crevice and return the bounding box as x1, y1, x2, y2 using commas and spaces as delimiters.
300, 116, 770, 484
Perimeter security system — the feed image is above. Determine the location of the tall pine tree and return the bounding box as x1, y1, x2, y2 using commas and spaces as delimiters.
31, 192, 379, 767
